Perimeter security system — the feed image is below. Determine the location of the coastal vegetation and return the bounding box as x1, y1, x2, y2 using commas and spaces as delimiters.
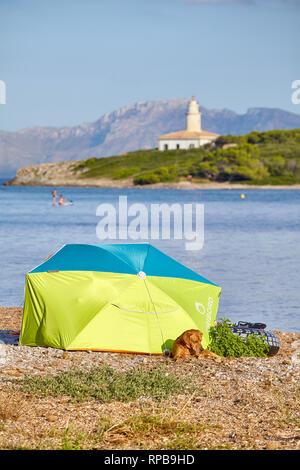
74, 129, 300, 185
208, 318, 269, 357
17, 365, 192, 403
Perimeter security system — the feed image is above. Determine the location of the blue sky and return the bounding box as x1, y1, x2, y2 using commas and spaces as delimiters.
0, 0, 299, 131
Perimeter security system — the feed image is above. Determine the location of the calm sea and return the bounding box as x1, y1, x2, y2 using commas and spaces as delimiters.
0, 180, 299, 333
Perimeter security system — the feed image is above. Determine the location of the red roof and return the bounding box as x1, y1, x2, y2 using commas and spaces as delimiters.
158, 130, 219, 140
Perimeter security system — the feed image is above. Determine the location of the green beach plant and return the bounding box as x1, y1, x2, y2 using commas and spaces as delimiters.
208, 318, 270, 357
16, 365, 193, 403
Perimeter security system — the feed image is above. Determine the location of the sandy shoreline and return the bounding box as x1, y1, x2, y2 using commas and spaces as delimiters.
4, 179, 300, 190
0, 306, 299, 450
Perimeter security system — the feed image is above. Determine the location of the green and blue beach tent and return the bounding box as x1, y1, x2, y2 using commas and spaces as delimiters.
20, 243, 221, 354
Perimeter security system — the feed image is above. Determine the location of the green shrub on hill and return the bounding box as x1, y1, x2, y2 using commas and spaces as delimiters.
189, 144, 269, 182
134, 166, 178, 185
133, 172, 161, 185
111, 167, 140, 179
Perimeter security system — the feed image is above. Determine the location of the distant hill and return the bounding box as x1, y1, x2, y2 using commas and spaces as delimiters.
1, 98, 300, 176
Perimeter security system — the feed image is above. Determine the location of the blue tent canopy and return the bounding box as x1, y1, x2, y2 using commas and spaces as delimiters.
30, 243, 217, 286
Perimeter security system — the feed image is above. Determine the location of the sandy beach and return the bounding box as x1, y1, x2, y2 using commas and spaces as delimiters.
5, 178, 300, 190
0, 306, 299, 450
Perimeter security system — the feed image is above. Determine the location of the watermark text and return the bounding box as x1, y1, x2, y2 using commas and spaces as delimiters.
0, 80, 6, 104
96, 196, 204, 251
291, 80, 300, 105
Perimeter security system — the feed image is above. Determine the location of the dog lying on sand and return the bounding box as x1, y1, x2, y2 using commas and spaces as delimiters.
172, 329, 219, 360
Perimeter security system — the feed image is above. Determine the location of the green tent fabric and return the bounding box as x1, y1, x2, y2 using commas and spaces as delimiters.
19, 243, 221, 354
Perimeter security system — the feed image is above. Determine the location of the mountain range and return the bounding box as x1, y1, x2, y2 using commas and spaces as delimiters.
1, 98, 300, 176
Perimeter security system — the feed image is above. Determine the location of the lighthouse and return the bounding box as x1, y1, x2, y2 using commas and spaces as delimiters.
158, 96, 219, 151
186, 96, 201, 132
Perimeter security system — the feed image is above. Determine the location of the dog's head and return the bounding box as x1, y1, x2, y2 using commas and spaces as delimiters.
181, 329, 203, 356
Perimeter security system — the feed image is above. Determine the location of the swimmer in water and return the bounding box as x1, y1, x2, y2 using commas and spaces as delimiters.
58, 195, 65, 206
52, 189, 57, 206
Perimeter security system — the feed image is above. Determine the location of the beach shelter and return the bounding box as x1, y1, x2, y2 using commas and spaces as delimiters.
19, 243, 221, 354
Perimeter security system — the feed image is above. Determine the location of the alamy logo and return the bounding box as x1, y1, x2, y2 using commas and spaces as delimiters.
96, 196, 204, 251
291, 80, 300, 105
0, 80, 6, 104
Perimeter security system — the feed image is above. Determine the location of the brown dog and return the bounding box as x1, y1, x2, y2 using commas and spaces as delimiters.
172, 329, 219, 360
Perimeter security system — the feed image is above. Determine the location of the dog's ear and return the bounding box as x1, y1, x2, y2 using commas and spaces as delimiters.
197, 330, 203, 342
181, 330, 193, 346
189, 330, 201, 344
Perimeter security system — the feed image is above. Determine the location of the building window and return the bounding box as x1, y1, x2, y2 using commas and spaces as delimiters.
176, 144, 180, 149
190, 144, 195, 149
164, 144, 168, 150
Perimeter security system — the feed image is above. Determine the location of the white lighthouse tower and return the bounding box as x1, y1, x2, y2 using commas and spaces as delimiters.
186, 96, 201, 132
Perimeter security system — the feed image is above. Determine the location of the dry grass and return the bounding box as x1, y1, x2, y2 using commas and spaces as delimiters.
0, 306, 22, 331
0, 379, 299, 450
270, 385, 300, 428
0, 394, 212, 450
0, 395, 23, 422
